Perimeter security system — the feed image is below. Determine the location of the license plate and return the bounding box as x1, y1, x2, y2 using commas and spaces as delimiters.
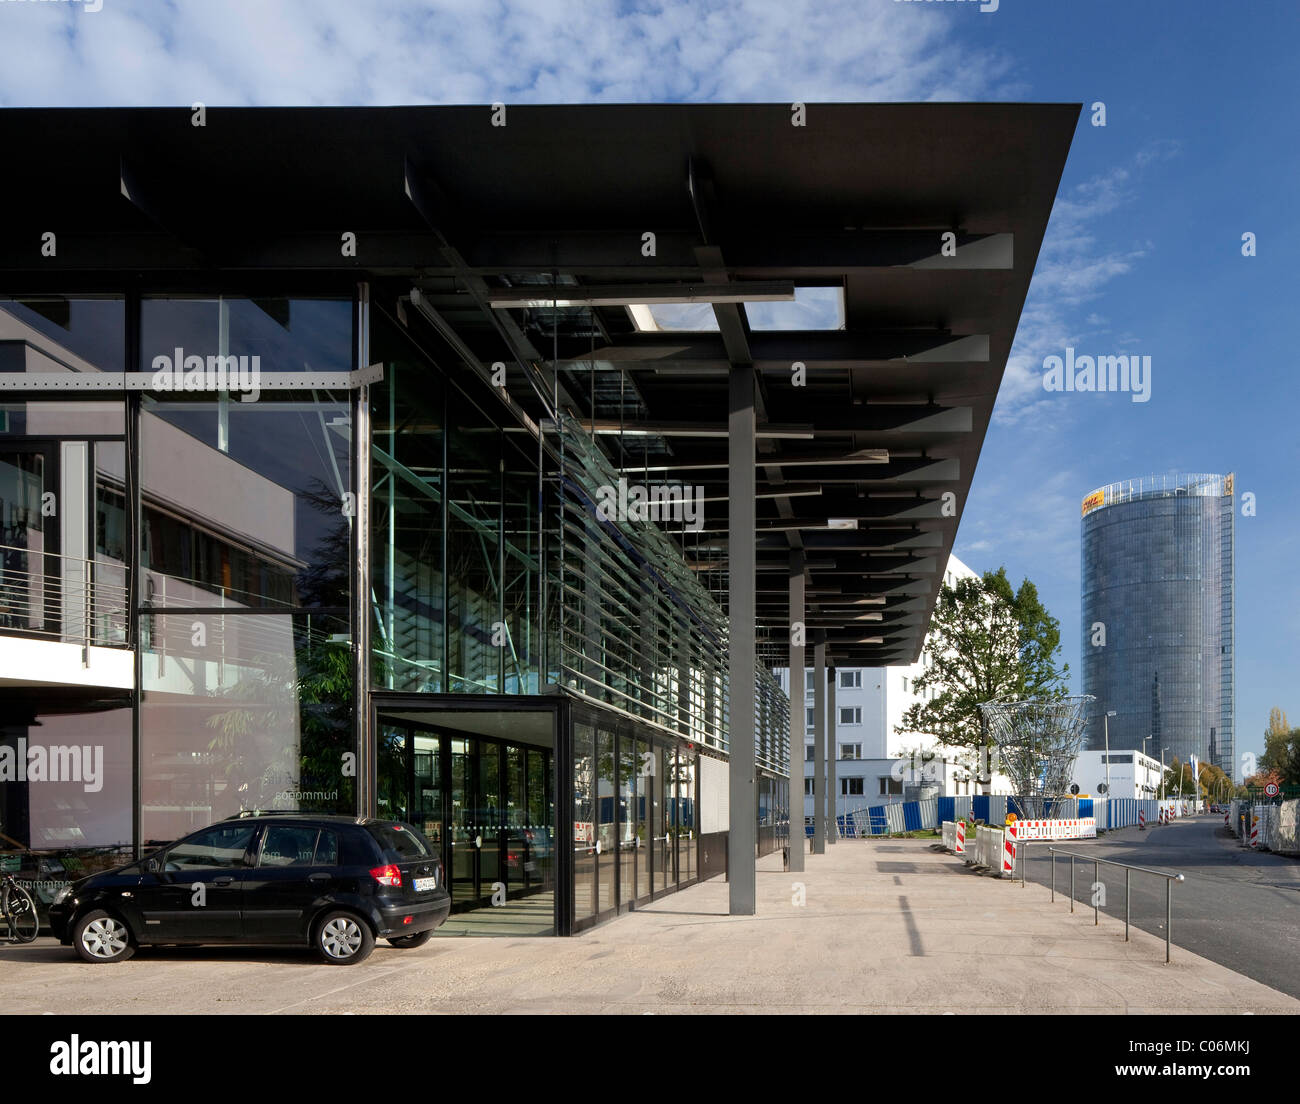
414, 876, 437, 892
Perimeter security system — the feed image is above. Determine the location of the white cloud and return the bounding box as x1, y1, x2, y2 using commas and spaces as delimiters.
0, 1, 1014, 108
994, 140, 1180, 424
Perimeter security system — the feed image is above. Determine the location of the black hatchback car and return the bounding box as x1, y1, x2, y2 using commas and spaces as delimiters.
48, 814, 450, 965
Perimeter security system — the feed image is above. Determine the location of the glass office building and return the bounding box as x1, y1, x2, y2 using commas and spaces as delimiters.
0, 103, 1074, 934
0, 291, 789, 934
1080, 473, 1235, 775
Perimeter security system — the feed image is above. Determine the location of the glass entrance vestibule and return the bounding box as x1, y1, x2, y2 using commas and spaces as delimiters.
376, 704, 556, 934
372, 697, 703, 936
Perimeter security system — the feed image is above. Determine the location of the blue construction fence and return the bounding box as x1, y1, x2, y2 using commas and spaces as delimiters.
828, 795, 1170, 838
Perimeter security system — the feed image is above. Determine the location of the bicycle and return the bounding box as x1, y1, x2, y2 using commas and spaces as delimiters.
1, 872, 39, 944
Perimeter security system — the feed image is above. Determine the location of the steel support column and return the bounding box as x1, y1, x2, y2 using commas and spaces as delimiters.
788, 551, 805, 872
728, 363, 757, 915
828, 666, 838, 843
813, 635, 827, 855
353, 282, 375, 819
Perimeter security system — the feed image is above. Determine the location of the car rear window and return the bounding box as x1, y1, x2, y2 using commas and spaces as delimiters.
365, 822, 432, 861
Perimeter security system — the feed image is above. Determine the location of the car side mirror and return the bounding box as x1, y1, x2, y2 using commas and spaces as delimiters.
143, 856, 160, 874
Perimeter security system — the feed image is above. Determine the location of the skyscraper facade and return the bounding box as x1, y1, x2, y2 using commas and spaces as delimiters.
1080, 473, 1235, 777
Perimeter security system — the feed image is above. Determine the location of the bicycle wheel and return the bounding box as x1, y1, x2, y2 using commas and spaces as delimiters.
4, 883, 40, 943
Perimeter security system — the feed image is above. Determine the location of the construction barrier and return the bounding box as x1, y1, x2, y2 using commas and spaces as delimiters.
940, 819, 968, 855
1003, 822, 1017, 875
1008, 817, 1097, 840
1277, 800, 1300, 855
1250, 815, 1259, 849
850, 795, 1175, 839
937, 796, 974, 825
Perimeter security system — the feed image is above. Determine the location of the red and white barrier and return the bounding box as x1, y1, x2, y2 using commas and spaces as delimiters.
1008, 817, 1097, 841
955, 820, 966, 854
1251, 816, 1259, 849
1138, 808, 1146, 830
1002, 821, 1017, 876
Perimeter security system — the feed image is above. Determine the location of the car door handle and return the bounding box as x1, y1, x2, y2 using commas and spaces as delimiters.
211, 876, 235, 887
308, 873, 330, 884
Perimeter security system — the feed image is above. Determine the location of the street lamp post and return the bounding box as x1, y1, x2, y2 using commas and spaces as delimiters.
1104, 710, 1117, 799
1141, 736, 1152, 797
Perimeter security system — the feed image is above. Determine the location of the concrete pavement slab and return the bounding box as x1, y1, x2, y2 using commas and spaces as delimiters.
2, 840, 1295, 1015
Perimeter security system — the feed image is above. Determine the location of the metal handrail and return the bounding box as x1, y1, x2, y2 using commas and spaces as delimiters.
1046, 845, 1184, 963
0, 543, 130, 648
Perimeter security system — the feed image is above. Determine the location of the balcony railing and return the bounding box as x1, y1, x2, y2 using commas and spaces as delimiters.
0, 543, 129, 649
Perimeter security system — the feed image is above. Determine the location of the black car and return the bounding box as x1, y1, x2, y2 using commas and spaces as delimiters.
48, 814, 450, 965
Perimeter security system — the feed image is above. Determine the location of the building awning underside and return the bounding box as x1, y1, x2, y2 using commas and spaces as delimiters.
0, 102, 1078, 666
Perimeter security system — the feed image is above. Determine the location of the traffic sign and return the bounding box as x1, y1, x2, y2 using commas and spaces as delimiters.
1265, 782, 1280, 797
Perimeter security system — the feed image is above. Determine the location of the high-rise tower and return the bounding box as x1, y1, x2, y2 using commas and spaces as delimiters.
1081, 473, 1235, 776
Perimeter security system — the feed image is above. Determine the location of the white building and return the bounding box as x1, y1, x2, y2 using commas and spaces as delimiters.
1069, 749, 1164, 801
774, 553, 1013, 821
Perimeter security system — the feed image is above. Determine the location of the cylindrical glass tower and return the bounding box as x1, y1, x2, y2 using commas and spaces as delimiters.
1080, 472, 1235, 775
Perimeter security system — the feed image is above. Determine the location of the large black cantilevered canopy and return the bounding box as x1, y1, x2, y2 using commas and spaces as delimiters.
0, 103, 1078, 666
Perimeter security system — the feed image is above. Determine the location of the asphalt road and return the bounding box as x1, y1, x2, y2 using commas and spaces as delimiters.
1019, 814, 1300, 1000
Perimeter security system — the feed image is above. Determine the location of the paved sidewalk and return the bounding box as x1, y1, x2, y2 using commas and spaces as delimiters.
3, 840, 1295, 1014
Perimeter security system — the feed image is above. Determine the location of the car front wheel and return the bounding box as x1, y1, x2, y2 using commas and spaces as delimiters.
387, 929, 434, 949
73, 910, 136, 964
314, 911, 375, 965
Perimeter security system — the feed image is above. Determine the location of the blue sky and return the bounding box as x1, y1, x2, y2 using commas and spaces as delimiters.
1, 0, 1295, 767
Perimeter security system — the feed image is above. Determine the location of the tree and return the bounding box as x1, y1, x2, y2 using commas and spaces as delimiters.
1163, 758, 1204, 799
1242, 767, 1283, 793
1261, 707, 1292, 776
897, 568, 1070, 788
1198, 760, 1231, 803
982, 568, 1070, 699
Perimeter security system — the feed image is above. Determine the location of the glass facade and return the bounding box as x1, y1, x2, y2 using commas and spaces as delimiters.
1081, 473, 1235, 773
136, 297, 356, 842
568, 702, 700, 930
0, 286, 791, 936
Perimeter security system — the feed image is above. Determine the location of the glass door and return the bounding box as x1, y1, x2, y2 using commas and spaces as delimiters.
616, 734, 636, 907
449, 737, 477, 905
573, 722, 596, 922
656, 744, 671, 892
634, 738, 650, 901
478, 741, 501, 898
526, 747, 553, 893
412, 732, 443, 854
376, 724, 411, 823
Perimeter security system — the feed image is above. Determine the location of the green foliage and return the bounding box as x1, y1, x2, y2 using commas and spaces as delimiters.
897, 567, 1069, 757
1261, 708, 1300, 784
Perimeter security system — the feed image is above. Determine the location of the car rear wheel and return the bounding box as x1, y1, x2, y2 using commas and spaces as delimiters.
387, 929, 434, 949
314, 911, 375, 965
73, 910, 135, 964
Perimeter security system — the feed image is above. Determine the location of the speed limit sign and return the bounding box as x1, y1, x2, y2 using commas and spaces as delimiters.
1265, 782, 1280, 797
